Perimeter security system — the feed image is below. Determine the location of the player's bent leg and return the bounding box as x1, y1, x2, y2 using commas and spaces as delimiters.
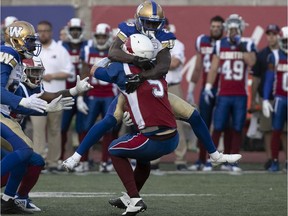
168, 92, 195, 120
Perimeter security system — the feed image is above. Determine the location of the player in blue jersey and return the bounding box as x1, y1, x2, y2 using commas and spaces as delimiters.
262, 26, 288, 172
0, 20, 48, 214
0, 25, 90, 213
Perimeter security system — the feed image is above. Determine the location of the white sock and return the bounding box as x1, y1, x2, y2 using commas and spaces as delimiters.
209, 151, 221, 160
72, 152, 81, 162
2, 194, 14, 201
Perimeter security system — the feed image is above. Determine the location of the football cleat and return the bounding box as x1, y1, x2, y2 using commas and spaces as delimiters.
62, 156, 79, 172
202, 160, 213, 172
99, 161, 114, 173
122, 197, 147, 216
188, 160, 204, 171
1, 198, 33, 214
109, 192, 131, 209
15, 197, 41, 212
268, 160, 280, 172
74, 161, 89, 173
210, 153, 242, 167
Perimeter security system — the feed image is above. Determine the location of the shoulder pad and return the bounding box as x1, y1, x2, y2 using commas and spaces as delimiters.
0, 46, 20, 68
117, 22, 138, 42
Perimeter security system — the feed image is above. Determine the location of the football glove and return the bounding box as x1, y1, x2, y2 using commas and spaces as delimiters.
186, 82, 196, 104
69, 75, 93, 96
46, 95, 75, 112
125, 74, 145, 94
77, 96, 89, 115
203, 83, 214, 104
132, 56, 155, 70
19, 92, 47, 113
262, 100, 273, 118
123, 111, 134, 126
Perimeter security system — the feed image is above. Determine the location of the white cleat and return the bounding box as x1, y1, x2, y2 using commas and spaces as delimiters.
62, 156, 79, 172
210, 153, 242, 167
109, 192, 131, 209
122, 197, 147, 216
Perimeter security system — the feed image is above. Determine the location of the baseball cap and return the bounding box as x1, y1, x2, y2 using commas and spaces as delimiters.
265, 24, 280, 34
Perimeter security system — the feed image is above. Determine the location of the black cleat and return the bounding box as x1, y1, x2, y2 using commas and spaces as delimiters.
1, 198, 33, 214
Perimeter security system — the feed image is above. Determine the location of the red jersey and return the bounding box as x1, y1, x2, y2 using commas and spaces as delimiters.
122, 64, 176, 130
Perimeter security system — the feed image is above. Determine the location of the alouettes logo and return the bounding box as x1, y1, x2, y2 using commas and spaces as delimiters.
9, 26, 23, 38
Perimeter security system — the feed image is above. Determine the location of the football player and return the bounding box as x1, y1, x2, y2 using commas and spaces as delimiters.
1, 55, 92, 213
63, 34, 242, 216
58, 18, 92, 171
262, 26, 288, 172
187, 15, 226, 171
79, 23, 116, 172
1, 20, 47, 214
204, 14, 256, 171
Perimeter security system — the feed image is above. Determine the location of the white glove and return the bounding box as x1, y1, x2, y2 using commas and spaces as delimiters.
122, 111, 134, 126
69, 75, 93, 96
94, 57, 111, 68
262, 100, 273, 118
186, 82, 195, 104
203, 83, 214, 104
19, 92, 47, 113
77, 96, 89, 115
46, 95, 75, 112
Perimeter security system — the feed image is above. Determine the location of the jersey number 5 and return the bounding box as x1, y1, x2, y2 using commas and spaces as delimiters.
147, 80, 164, 97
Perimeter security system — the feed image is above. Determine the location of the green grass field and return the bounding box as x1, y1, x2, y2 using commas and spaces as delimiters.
4, 163, 287, 216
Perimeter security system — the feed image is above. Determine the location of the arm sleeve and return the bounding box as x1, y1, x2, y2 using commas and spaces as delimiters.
0, 63, 23, 109
263, 54, 275, 100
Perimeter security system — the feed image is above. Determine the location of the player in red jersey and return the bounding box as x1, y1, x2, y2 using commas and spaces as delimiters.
204, 14, 256, 172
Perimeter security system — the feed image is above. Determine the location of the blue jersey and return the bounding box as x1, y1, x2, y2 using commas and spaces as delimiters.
117, 21, 176, 50
10, 83, 45, 122
0, 45, 24, 115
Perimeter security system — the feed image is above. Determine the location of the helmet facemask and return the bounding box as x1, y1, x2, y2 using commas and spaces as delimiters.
93, 23, 113, 50
66, 18, 84, 44
224, 14, 247, 42
22, 57, 45, 88
279, 27, 288, 54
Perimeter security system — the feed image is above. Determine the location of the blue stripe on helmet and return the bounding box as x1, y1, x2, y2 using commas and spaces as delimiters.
151, 1, 157, 16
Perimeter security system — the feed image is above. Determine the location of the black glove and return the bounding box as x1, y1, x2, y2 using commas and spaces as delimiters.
125, 74, 145, 94
132, 56, 155, 70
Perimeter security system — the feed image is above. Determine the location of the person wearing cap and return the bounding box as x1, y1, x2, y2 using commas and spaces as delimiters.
250, 24, 280, 170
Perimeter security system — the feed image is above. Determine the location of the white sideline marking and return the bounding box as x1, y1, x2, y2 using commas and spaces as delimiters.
27, 192, 215, 198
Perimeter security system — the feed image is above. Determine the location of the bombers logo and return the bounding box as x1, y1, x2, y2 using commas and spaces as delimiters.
9, 26, 23, 38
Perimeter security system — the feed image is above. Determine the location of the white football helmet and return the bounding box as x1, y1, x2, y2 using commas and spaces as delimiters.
279, 26, 288, 53
122, 34, 154, 59
224, 14, 247, 36
66, 18, 84, 44
93, 23, 113, 50
22, 56, 45, 89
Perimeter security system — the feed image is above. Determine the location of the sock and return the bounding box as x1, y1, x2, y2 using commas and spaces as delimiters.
134, 162, 150, 192
4, 162, 28, 197
76, 115, 117, 156
1, 173, 9, 188
223, 128, 232, 154
212, 130, 222, 148
110, 155, 139, 198
71, 152, 82, 162
271, 130, 282, 160
209, 151, 220, 160
60, 131, 68, 160
17, 165, 43, 199
230, 130, 242, 154
1, 148, 32, 176
2, 194, 14, 201
185, 111, 216, 154
101, 133, 114, 162
198, 141, 207, 163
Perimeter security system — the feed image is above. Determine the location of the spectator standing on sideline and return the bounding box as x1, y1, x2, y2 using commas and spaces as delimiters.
151, 19, 187, 171
30, 20, 74, 172
250, 24, 280, 170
